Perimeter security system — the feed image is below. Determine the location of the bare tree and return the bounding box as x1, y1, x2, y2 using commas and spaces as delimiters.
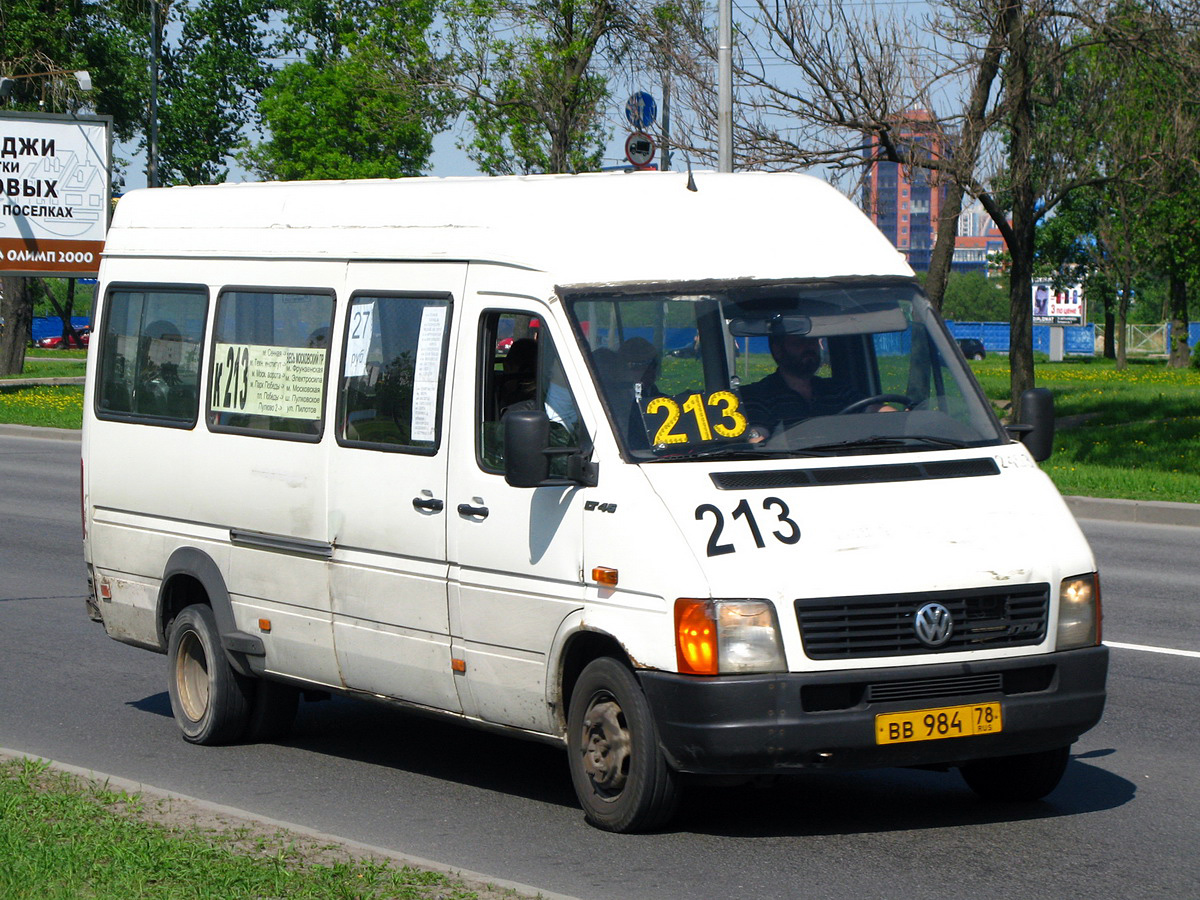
653, 0, 1167, 411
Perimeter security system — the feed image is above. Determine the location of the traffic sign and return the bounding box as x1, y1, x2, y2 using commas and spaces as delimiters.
625, 132, 656, 167
624, 92, 658, 130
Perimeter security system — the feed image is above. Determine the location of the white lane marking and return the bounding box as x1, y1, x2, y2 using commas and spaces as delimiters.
1106, 641, 1200, 659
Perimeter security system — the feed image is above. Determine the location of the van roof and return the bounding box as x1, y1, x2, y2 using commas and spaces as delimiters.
104, 172, 912, 287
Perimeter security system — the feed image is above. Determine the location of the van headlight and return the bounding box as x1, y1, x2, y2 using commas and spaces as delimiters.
674, 599, 786, 675
1057, 573, 1101, 650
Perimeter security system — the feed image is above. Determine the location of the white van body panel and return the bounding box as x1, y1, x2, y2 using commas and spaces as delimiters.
83, 173, 1107, 827
635, 443, 1093, 672
102, 172, 909, 285
326, 262, 468, 711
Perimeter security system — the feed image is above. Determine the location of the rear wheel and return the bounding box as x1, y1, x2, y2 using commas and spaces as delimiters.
960, 745, 1071, 801
167, 604, 252, 745
567, 657, 679, 832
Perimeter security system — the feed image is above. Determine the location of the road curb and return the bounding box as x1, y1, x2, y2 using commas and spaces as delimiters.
0, 747, 583, 900
0, 376, 85, 386
0, 423, 81, 441
1065, 495, 1200, 529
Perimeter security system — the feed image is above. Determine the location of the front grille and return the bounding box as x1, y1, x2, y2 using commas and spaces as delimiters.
799, 665, 1055, 712
867, 673, 1003, 702
795, 584, 1050, 660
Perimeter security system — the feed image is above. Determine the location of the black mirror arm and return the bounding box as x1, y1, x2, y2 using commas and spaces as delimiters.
541, 446, 599, 487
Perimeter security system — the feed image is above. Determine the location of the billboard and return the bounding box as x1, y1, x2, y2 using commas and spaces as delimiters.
0, 111, 111, 277
1032, 281, 1085, 326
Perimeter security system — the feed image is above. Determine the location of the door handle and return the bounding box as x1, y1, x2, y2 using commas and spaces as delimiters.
457, 503, 489, 519
412, 497, 444, 512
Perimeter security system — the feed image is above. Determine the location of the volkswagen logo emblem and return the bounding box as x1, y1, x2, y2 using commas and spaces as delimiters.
914, 602, 954, 648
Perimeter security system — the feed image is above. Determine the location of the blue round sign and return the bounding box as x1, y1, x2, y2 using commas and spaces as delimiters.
625, 92, 658, 130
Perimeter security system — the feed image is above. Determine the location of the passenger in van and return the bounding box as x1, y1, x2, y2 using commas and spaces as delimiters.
307, 326, 330, 348
498, 337, 538, 413
596, 337, 668, 450
740, 334, 886, 440
616, 337, 665, 402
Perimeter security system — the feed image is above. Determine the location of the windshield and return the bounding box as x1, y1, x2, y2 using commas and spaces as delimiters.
565, 279, 1007, 461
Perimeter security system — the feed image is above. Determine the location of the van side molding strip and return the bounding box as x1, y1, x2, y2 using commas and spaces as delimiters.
229, 528, 335, 559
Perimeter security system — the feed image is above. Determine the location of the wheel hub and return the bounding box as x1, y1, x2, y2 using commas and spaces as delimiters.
176, 630, 211, 723
581, 699, 631, 795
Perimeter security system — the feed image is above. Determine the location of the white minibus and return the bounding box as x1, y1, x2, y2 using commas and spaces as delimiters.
82, 172, 1107, 832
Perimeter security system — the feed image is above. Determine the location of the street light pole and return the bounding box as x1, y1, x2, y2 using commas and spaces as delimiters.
148, 1, 161, 188
717, 0, 733, 173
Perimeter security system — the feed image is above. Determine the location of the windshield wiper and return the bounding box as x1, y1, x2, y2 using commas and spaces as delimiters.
649, 445, 809, 461
800, 435, 971, 455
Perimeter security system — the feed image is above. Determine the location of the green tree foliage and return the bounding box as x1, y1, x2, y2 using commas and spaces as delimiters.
1033, 1, 1200, 367
240, 1, 453, 180
155, 0, 273, 185
446, 0, 626, 174
0, 0, 146, 140
940, 272, 1010, 323
0, 0, 148, 374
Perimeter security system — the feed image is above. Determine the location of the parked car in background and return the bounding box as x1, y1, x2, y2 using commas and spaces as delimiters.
957, 337, 986, 360
35, 326, 90, 349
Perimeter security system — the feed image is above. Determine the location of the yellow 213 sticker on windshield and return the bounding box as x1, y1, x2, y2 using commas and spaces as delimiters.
646, 391, 748, 446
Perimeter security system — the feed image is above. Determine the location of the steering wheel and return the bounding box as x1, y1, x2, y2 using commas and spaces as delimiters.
838, 393, 914, 415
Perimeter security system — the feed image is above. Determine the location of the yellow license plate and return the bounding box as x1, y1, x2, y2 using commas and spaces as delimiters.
875, 702, 1003, 745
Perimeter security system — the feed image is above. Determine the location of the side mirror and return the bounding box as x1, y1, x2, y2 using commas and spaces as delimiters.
502, 409, 599, 488
1010, 387, 1055, 462
504, 409, 552, 487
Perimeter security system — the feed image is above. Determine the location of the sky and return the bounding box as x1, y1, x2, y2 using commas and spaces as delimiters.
115, 97, 672, 191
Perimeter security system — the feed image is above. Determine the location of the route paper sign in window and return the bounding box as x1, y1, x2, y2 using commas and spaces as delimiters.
0, 111, 111, 276
209, 289, 334, 438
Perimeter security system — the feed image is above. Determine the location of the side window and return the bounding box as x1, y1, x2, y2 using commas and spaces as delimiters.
479, 311, 583, 474
208, 289, 335, 439
96, 286, 207, 425
338, 293, 451, 452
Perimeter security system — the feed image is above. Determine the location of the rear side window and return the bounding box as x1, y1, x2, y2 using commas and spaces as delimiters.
96, 286, 208, 425
208, 289, 335, 439
338, 293, 452, 452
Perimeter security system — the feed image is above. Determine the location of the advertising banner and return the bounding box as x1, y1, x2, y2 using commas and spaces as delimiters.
0, 111, 111, 277
1032, 281, 1085, 325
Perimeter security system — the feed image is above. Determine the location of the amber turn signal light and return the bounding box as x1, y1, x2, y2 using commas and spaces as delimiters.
675, 598, 717, 675
592, 566, 618, 586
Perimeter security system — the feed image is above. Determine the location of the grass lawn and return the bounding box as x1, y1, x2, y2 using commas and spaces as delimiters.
0, 757, 515, 900
969, 356, 1200, 504
8, 351, 88, 379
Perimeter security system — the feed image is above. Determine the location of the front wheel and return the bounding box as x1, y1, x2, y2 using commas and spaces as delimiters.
959, 745, 1071, 801
567, 658, 680, 832
167, 604, 252, 745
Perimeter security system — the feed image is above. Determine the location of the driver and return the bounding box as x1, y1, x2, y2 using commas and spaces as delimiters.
740, 334, 882, 441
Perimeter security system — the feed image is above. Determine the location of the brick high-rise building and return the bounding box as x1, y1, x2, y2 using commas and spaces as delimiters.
861, 111, 949, 272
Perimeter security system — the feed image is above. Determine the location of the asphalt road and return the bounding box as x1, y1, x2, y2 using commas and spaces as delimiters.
2, 432, 1198, 899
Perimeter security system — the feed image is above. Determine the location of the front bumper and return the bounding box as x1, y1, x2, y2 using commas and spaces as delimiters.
637, 645, 1108, 774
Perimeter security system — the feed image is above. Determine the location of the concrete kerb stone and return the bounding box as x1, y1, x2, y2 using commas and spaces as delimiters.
1064, 495, 1200, 529
3, 424, 1197, 526
0, 423, 82, 442
0, 747, 580, 900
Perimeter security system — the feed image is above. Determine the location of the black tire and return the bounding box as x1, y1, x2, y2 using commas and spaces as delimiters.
243, 679, 300, 743
567, 657, 680, 833
166, 604, 252, 745
960, 745, 1071, 801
